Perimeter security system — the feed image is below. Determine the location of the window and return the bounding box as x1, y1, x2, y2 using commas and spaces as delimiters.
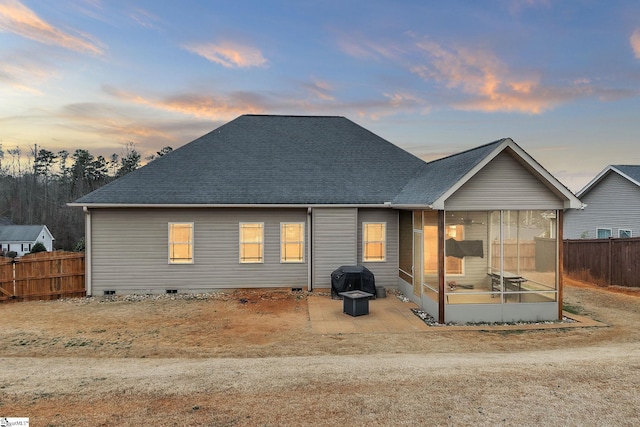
619, 229, 632, 238
596, 228, 612, 239
281, 223, 305, 262
169, 223, 193, 264
363, 222, 386, 262
240, 223, 264, 263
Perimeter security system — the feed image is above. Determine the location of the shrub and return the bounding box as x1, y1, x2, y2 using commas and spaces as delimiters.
30, 242, 47, 254
6, 251, 17, 258
73, 237, 85, 252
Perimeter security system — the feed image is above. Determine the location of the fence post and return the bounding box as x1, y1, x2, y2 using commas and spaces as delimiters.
12, 258, 17, 299
608, 237, 612, 286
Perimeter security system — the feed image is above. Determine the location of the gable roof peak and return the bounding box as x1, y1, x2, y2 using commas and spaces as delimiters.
577, 164, 640, 197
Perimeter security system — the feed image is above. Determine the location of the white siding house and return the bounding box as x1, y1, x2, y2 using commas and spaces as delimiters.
564, 165, 640, 239
0, 225, 55, 256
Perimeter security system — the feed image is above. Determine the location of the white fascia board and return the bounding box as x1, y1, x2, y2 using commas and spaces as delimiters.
578, 166, 640, 198
613, 167, 640, 188
576, 166, 614, 198
67, 203, 392, 209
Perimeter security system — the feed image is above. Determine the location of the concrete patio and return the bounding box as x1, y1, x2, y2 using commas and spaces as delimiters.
307, 293, 607, 334
308, 294, 431, 334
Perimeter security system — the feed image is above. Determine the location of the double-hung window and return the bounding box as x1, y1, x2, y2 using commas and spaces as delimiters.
240, 223, 264, 263
363, 222, 386, 262
169, 223, 193, 264
619, 229, 632, 238
596, 228, 612, 239
281, 222, 305, 262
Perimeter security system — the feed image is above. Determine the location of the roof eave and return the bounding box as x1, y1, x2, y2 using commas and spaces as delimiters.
68, 202, 394, 209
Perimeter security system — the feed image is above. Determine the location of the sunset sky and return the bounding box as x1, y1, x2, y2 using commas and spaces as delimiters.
1, 0, 640, 191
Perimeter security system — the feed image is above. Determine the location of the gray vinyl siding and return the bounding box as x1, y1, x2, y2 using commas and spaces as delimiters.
445, 151, 564, 211
312, 208, 357, 289
357, 209, 399, 288
564, 173, 640, 239
90, 208, 308, 294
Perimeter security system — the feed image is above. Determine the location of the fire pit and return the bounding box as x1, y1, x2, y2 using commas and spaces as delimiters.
339, 290, 374, 317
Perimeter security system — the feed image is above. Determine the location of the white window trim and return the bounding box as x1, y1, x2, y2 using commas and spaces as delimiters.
619, 229, 632, 238
239, 222, 264, 264
168, 222, 194, 264
596, 228, 612, 239
362, 222, 386, 262
280, 222, 305, 263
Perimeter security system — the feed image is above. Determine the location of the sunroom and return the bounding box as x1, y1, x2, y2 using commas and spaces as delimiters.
400, 209, 562, 324
395, 139, 582, 323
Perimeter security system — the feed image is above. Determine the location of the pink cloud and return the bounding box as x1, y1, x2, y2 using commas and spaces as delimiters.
0, 0, 103, 55
631, 29, 640, 59
183, 41, 267, 68
302, 77, 335, 101
411, 38, 587, 114
102, 85, 266, 120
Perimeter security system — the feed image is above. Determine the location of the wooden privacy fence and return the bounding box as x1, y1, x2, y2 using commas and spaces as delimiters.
563, 237, 640, 288
0, 251, 85, 302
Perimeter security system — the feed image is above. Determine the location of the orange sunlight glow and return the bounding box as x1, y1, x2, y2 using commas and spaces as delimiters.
103, 85, 264, 120
411, 39, 560, 114
0, 0, 103, 55
184, 41, 267, 68
631, 29, 640, 59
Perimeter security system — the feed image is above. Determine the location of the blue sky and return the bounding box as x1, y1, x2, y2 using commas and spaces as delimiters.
1, 0, 640, 191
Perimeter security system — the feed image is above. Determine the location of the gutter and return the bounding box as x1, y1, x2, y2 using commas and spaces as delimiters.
307, 207, 312, 292
67, 203, 393, 209
83, 207, 92, 296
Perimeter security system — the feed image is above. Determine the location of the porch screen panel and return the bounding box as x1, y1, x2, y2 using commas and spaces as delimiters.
444, 211, 498, 305
506, 210, 558, 303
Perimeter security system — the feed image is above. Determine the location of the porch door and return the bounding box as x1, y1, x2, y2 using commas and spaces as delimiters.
413, 231, 422, 297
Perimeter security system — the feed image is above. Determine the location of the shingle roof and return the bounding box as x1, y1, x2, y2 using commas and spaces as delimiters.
74, 115, 428, 205
613, 165, 640, 185
72, 114, 580, 208
0, 225, 48, 242
392, 139, 505, 206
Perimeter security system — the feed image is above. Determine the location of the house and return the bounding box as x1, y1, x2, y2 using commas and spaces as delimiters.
0, 225, 55, 256
564, 165, 640, 239
70, 114, 582, 323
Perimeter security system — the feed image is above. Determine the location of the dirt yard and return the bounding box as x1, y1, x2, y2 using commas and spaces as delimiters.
1, 279, 639, 426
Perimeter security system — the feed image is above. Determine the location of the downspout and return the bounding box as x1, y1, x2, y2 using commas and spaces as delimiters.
307, 207, 312, 291
557, 209, 564, 320
83, 207, 92, 296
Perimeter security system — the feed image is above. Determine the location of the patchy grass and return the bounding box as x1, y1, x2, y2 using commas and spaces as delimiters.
563, 302, 586, 315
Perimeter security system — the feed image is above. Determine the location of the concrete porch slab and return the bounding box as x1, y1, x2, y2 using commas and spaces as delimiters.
308, 294, 431, 334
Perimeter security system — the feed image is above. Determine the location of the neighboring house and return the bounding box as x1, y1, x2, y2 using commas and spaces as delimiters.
0, 225, 55, 256
71, 114, 582, 323
564, 165, 640, 239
